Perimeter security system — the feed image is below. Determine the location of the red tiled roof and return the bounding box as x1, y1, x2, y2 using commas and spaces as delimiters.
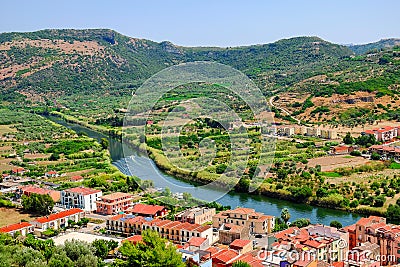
369, 145, 383, 149
100, 192, 132, 201
332, 262, 344, 267
131, 203, 166, 216
187, 237, 207, 247
356, 216, 384, 227
364, 130, 376, 134
70, 175, 83, 181
230, 239, 251, 249
65, 187, 101, 195
34, 208, 83, 224
12, 167, 25, 173
212, 249, 239, 264
231, 208, 255, 214
124, 235, 143, 244
46, 171, 57, 175
294, 258, 314, 267
303, 239, 325, 249
0, 222, 32, 233
235, 253, 263, 267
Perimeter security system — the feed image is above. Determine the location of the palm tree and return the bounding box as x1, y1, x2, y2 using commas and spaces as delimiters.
281, 208, 291, 224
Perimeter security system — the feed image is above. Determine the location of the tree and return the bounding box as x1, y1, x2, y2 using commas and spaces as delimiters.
386, 204, 400, 221
21, 193, 54, 215
290, 218, 310, 228
330, 220, 343, 229
117, 229, 185, 267
281, 208, 291, 224
371, 152, 381, 160
276, 168, 288, 181
100, 138, 109, 150
343, 132, 354, 145
92, 239, 109, 259
232, 261, 252, 267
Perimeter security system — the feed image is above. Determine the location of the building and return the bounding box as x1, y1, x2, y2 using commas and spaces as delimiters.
331, 145, 355, 155
180, 249, 212, 267
61, 187, 102, 212
175, 207, 216, 225
212, 207, 275, 235
347, 242, 380, 267
229, 239, 252, 254
218, 224, 249, 245
96, 192, 134, 215
184, 236, 210, 251
18, 185, 61, 202
31, 208, 85, 232
12, 167, 27, 175
364, 126, 399, 142
348, 215, 400, 266
123, 235, 143, 245
130, 203, 168, 218
368, 144, 400, 160
45, 171, 58, 178
70, 175, 84, 182
106, 214, 213, 245
0, 222, 34, 237
206, 247, 263, 267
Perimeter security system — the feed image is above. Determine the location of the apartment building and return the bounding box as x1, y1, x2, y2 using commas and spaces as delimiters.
349, 215, 400, 266
106, 214, 213, 245
0, 222, 34, 237
364, 126, 400, 142
212, 207, 275, 234
96, 192, 133, 215
130, 203, 168, 218
31, 208, 85, 232
175, 207, 216, 225
61, 187, 102, 212
219, 223, 249, 245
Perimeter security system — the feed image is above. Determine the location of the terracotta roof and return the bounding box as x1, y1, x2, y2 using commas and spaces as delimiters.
64, 187, 101, 195
212, 249, 239, 264
343, 224, 356, 232
356, 216, 384, 227
0, 222, 32, 233
70, 175, 83, 181
100, 192, 132, 201
369, 145, 383, 149
12, 167, 25, 173
235, 253, 263, 267
230, 239, 251, 249
187, 237, 207, 247
46, 171, 57, 175
294, 258, 314, 267
364, 130, 376, 134
131, 203, 166, 216
109, 214, 125, 221
124, 235, 143, 244
303, 239, 325, 249
231, 207, 255, 214
332, 262, 345, 267
20, 185, 60, 202
34, 208, 83, 224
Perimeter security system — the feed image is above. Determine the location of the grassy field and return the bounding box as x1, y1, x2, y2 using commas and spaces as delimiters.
0, 208, 40, 227
0, 125, 16, 135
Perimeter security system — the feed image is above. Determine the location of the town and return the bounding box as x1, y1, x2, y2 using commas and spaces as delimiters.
1, 177, 400, 267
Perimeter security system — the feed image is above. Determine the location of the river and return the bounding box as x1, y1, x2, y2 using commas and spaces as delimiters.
48, 116, 362, 226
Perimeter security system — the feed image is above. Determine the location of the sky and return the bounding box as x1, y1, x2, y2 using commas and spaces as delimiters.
1, 0, 399, 47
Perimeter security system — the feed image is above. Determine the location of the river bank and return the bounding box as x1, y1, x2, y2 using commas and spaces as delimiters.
46, 114, 364, 225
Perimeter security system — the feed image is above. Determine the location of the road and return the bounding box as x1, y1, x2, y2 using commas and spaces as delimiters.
269, 96, 301, 124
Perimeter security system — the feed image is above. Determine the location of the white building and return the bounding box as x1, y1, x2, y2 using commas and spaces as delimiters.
31, 208, 85, 231
61, 187, 102, 212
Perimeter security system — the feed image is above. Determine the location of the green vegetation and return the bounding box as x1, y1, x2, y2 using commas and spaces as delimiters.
116, 229, 185, 267
21, 194, 54, 216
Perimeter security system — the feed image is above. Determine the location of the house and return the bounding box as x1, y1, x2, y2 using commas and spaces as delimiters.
130, 203, 167, 218
96, 192, 134, 215
123, 235, 143, 245
368, 144, 400, 160
175, 207, 216, 225
18, 185, 61, 202
206, 248, 263, 267
0, 222, 34, 237
184, 236, 210, 251
229, 239, 252, 254
331, 145, 355, 155
12, 167, 27, 175
180, 249, 212, 267
218, 224, 249, 245
70, 175, 83, 182
31, 208, 84, 233
212, 207, 275, 234
106, 215, 213, 245
364, 126, 399, 142
61, 187, 102, 212
45, 171, 58, 178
